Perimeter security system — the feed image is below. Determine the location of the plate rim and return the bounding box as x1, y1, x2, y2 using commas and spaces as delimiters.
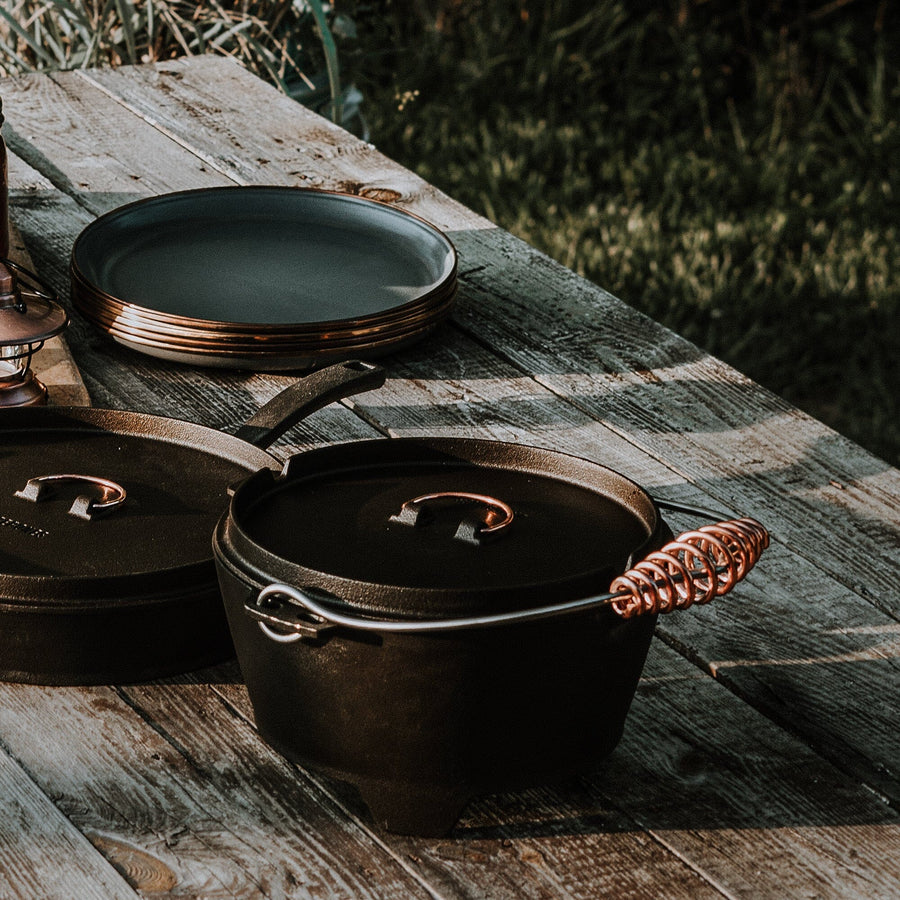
70, 185, 459, 332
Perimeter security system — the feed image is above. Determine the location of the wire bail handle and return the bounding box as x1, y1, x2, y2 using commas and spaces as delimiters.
0, 258, 59, 312
248, 507, 770, 640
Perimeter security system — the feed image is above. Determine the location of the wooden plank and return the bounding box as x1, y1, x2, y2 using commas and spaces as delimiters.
59, 58, 900, 624
3, 153, 196, 411
3, 138, 200, 411
0, 745, 139, 899
213, 640, 900, 900
0, 68, 233, 218
0, 679, 441, 900
126, 674, 723, 900
75, 58, 481, 233
4, 141, 97, 286
603, 642, 900, 898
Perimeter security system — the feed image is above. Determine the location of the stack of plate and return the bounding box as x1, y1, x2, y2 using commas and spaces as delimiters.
70, 187, 458, 370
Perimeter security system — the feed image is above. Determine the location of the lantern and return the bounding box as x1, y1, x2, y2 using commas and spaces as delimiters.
0, 259, 68, 407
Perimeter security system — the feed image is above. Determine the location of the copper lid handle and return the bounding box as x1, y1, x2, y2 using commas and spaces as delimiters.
389, 491, 514, 545
15, 474, 127, 520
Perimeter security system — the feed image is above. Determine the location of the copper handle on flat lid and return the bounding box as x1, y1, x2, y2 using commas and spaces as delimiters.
390, 491, 514, 545
15, 474, 127, 521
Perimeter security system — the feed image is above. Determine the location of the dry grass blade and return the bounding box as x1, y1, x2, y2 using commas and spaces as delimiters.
0, 0, 336, 113
0, 5, 65, 70
110, 0, 137, 63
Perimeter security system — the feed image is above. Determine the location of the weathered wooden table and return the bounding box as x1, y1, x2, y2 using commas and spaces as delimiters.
2, 56, 899, 899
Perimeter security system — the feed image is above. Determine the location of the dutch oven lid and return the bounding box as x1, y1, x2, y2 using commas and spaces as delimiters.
0, 407, 276, 605
219, 438, 665, 617
0, 362, 385, 608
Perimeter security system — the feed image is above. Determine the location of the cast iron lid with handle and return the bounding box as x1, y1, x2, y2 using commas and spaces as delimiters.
0, 360, 385, 684
216, 436, 771, 624
217, 437, 671, 620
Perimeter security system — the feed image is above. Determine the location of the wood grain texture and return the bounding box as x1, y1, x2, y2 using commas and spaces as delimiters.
0, 682, 441, 899
2, 67, 232, 217
213, 640, 900, 900
448, 229, 900, 616
0, 744, 138, 899
75, 58, 482, 232
0, 57, 898, 899
130, 675, 723, 900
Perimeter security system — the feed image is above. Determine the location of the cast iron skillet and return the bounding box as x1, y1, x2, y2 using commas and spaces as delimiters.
0, 360, 385, 684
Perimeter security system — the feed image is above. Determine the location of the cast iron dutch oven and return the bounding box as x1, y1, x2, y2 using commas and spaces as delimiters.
0, 360, 385, 684
213, 436, 768, 836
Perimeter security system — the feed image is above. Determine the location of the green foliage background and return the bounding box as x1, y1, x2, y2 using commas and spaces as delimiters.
344, 0, 898, 465
2, 0, 898, 464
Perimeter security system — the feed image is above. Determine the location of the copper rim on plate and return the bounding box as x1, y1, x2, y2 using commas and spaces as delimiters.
70, 187, 458, 370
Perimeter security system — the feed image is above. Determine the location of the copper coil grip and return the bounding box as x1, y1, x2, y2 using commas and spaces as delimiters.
609, 518, 769, 619
250, 511, 770, 640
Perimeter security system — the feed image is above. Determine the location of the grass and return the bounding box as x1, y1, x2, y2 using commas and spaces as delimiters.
343, 0, 899, 465
2, 0, 898, 464
0, 0, 347, 116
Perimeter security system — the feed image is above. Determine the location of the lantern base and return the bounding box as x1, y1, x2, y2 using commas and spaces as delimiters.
0, 369, 48, 407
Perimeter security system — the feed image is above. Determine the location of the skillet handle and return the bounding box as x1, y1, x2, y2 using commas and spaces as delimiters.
233, 360, 386, 449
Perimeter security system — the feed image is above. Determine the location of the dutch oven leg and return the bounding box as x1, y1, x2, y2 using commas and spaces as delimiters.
354, 779, 471, 837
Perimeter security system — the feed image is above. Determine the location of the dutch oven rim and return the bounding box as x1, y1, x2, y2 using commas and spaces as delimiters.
214, 435, 670, 620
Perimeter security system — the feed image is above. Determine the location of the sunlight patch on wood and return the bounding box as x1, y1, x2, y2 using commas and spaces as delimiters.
710, 639, 900, 674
